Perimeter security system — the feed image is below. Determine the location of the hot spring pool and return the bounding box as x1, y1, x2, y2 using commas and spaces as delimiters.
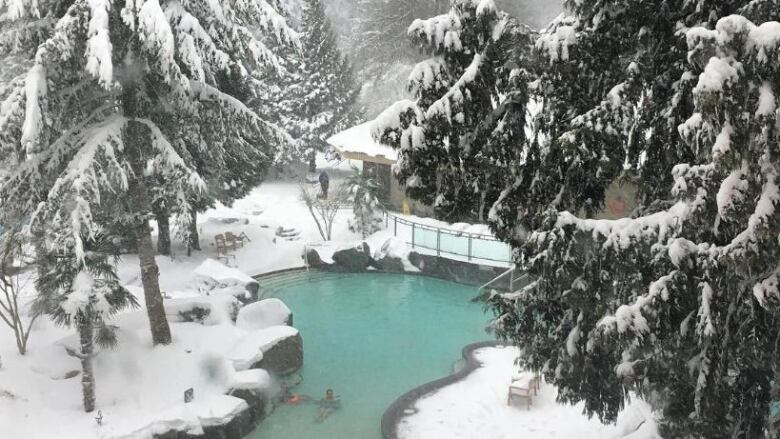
248, 272, 491, 439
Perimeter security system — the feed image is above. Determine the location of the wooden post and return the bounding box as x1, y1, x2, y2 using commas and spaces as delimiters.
411, 223, 415, 248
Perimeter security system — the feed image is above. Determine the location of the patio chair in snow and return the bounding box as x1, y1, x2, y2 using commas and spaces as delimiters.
214, 234, 236, 264
507, 372, 539, 409
225, 231, 247, 249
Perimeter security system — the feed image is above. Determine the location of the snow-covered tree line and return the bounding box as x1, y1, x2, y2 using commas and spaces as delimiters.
344, 0, 561, 117
375, 0, 780, 436
257, 0, 362, 172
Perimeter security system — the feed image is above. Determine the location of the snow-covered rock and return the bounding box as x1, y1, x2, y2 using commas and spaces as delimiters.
331, 242, 372, 271
227, 326, 301, 372
236, 298, 293, 330
194, 258, 260, 301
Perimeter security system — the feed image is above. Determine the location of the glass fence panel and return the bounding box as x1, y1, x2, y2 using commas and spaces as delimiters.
412, 226, 438, 250
439, 232, 469, 257
394, 220, 413, 243
470, 238, 512, 262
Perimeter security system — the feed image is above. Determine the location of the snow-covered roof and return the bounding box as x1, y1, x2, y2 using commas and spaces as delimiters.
326, 121, 398, 165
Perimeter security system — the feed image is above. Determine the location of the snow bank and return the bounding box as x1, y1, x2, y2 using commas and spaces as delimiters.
194, 258, 259, 299
191, 394, 248, 427
398, 346, 658, 439
236, 298, 292, 330
165, 295, 239, 325
231, 369, 273, 391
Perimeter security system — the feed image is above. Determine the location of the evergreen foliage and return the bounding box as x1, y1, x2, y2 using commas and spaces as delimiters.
373, 0, 532, 222
0, 0, 298, 345
483, 2, 780, 437
345, 168, 384, 238
297, 0, 362, 171
374, 0, 780, 435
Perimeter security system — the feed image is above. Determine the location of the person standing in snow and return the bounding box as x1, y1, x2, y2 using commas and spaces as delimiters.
319, 171, 330, 199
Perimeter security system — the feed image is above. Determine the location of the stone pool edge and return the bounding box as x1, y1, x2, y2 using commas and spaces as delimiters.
380, 340, 507, 439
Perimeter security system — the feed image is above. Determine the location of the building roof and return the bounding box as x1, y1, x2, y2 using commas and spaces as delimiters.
326, 121, 398, 165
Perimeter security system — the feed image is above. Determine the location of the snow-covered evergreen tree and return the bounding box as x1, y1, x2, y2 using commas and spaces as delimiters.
35, 232, 137, 413
252, 2, 307, 170
373, 0, 531, 222
297, 0, 361, 172
0, 0, 297, 345
489, 5, 780, 436
345, 169, 384, 238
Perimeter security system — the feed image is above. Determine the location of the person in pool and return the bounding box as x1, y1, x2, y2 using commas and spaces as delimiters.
315, 389, 341, 422
278, 382, 310, 406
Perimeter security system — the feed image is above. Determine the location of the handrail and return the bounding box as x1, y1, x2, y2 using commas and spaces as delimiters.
479, 265, 515, 291
382, 210, 512, 264
384, 211, 502, 242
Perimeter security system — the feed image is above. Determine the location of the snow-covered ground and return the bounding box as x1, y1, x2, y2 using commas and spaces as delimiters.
0, 298, 290, 439
399, 346, 658, 439
118, 158, 364, 298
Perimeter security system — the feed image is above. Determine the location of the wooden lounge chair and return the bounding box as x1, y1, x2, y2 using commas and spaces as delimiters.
214, 234, 236, 264
225, 232, 251, 249
225, 231, 245, 249
507, 372, 538, 409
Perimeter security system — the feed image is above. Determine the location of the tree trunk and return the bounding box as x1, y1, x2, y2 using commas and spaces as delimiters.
154, 205, 171, 256
121, 53, 171, 346
129, 173, 172, 346
478, 190, 487, 223
135, 214, 172, 345
78, 316, 95, 413
31, 225, 48, 283
188, 208, 200, 251
308, 149, 317, 173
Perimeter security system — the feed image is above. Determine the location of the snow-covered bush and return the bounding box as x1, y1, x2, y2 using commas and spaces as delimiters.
345, 169, 385, 238
300, 182, 347, 241
0, 226, 38, 355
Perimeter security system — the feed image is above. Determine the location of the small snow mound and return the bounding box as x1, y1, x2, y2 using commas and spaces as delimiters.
194, 258, 258, 299
192, 394, 249, 427
231, 369, 273, 391
236, 298, 292, 330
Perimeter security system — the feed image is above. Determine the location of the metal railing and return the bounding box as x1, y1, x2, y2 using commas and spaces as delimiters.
383, 211, 513, 264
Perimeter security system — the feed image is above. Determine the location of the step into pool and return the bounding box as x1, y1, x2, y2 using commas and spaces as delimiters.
248, 272, 491, 439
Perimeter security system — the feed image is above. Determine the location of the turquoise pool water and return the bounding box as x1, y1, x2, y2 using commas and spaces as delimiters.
248, 273, 490, 439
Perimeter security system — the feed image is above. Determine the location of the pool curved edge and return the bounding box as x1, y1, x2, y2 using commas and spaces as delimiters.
380, 340, 507, 439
